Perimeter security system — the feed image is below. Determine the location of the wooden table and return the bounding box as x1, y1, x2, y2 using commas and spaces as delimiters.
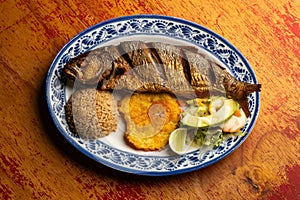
1, 0, 299, 199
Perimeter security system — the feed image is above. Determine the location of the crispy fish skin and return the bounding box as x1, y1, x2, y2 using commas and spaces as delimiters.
149, 42, 195, 95
119, 41, 168, 93
63, 41, 261, 116
100, 46, 133, 90
181, 49, 213, 98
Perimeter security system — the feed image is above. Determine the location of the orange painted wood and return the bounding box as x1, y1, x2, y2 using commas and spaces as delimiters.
0, 0, 299, 199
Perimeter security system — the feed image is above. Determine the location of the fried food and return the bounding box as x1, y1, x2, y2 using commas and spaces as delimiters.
63, 41, 261, 117
119, 93, 181, 151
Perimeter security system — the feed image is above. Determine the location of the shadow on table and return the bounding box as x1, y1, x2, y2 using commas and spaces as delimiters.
38, 78, 192, 183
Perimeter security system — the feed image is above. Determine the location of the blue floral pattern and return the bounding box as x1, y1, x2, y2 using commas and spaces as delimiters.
46, 15, 260, 176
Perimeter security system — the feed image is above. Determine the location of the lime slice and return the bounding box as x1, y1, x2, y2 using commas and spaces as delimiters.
169, 128, 188, 155
181, 99, 238, 128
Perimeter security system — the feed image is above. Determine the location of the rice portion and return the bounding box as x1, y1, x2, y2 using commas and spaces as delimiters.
65, 89, 118, 140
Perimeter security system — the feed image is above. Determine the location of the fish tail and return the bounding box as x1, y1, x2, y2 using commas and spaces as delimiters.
245, 83, 261, 96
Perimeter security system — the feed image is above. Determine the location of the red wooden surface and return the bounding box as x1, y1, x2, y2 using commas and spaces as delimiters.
0, 0, 299, 199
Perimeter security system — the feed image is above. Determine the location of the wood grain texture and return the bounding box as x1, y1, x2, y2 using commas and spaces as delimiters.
0, 0, 299, 199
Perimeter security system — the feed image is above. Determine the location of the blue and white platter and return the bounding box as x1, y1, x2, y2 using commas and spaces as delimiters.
46, 15, 260, 176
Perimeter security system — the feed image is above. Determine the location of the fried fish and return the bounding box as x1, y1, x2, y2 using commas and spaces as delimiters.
63, 41, 261, 117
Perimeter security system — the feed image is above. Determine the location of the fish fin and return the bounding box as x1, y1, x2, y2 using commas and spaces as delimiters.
208, 62, 216, 85
238, 98, 251, 117
216, 63, 226, 70
239, 83, 261, 117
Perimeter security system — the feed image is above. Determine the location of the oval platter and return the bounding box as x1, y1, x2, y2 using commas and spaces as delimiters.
46, 15, 260, 176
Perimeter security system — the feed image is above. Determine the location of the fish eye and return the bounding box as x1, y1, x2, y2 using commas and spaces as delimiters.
231, 82, 237, 88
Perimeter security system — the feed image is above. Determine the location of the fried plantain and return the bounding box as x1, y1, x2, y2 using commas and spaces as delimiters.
119, 93, 181, 151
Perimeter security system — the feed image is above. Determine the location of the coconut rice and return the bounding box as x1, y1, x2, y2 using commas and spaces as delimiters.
65, 89, 118, 140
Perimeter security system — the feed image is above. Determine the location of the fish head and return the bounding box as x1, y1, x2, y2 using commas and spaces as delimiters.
62, 49, 113, 85
63, 55, 85, 82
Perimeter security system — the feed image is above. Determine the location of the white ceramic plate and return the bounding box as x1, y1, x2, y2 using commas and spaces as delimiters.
46, 15, 260, 176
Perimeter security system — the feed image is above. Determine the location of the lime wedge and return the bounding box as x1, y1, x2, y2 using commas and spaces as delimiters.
169, 128, 188, 155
